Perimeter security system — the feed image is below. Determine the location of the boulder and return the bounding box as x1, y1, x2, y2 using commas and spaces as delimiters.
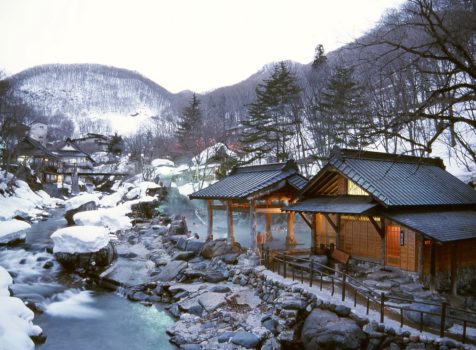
173, 251, 196, 261
130, 199, 159, 219
231, 331, 260, 348
201, 239, 243, 259
186, 240, 205, 254
168, 216, 188, 235
204, 271, 227, 283
301, 309, 367, 350
54, 242, 115, 271
198, 292, 227, 312
404, 303, 453, 329
64, 201, 97, 225
157, 260, 187, 281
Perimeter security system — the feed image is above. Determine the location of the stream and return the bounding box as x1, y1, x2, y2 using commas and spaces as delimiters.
0, 208, 175, 350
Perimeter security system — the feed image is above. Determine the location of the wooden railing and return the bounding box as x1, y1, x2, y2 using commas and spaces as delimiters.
260, 247, 476, 344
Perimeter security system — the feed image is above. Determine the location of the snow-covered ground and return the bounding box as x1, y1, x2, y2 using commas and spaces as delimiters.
0, 266, 42, 350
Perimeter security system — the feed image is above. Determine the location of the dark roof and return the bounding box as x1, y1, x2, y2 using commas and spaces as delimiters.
53, 139, 95, 162
384, 210, 476, 242
284, 195, 377, 214
189, 160, 308, 200
302, 147, 476, 207
16, 137, 59, 159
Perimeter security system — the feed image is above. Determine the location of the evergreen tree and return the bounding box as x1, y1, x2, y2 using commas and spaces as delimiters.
176, 93, 203, 155
316, 65, 370, 148
107, 132, 124, 155
240, 62, 302, 163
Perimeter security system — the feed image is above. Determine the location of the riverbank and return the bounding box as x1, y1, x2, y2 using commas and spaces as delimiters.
89, 214, 475, 350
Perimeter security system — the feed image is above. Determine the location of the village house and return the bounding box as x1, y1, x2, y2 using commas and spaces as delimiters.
71, 133, 111, 154
284, 147, 476, 293
189, 160, 308, 251
13, 136, 94, 184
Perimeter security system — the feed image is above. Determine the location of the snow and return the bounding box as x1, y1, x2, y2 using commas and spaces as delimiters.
51, 226, 111, 253
151, 158, 175, 167
0, 220, 31, 245
0, 266, 42, 350
192, 143, 237, 166
0, 173, 63, 221
64, 193, 100, 211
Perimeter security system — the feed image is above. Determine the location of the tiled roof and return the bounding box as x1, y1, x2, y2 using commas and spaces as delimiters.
189, 160, 307, 200
384, 210, 476, 242
304, 147, 476, 207
284, 195, 377, 214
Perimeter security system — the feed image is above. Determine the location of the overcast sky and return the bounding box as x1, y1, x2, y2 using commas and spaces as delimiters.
1, 0, 406, 93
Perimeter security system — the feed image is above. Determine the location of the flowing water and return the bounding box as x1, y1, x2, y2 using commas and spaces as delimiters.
0, 209, 175, 350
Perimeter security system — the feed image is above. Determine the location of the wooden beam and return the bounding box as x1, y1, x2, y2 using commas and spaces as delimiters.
429, 240, 436, 292
311, 214, 318, 254
287, 211, 296, 245
226, 201, 235, 243
256, 207, 282, 214
249, 200, 258, 252
247, 180, 287, 200
368, 216, 384, 237
418, 234, 424, 280
265, 199, 272, 240
323, 213, 338, 233
207, 200, 213, 241
450, 242, 458, 296
299, 212, 312, 229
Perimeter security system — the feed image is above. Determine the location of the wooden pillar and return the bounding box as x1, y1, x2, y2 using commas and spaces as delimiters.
226, 201, 235, 243
265, 199, 272, 240
287, 212, 296, 245
249, 200, 257, 252
311, 214, 318, 254
429, 240, 437, 291
418, 235, 424, 280
381, 223, 386, 266
335, 214, 341, 249
206, 200, 213, 241
450, 242, 458, 296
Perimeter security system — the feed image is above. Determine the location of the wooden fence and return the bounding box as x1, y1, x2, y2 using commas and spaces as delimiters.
260, 247, 476, 344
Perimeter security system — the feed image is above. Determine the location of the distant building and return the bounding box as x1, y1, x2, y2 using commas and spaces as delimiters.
14, 136, 94, 184
71, 133, 111, 154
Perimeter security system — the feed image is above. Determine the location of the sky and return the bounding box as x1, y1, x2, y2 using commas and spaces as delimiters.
1, 0, 407, 93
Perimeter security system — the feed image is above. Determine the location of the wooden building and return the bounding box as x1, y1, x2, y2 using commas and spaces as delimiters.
189, 160, 308, 251
14, 137, 94, 183
284, 147, 476, 293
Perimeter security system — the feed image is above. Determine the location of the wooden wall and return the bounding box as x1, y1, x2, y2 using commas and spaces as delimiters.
423, 239, 476, 274
385, 220, 418, 272
340, 216, 382, 261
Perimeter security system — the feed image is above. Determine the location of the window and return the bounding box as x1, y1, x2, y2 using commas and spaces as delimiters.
347, 179, 368, 196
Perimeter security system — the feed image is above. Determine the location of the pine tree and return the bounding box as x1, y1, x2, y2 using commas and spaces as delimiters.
107, 132, 124, 155
316, 65, 370, 148
240, 62, 302, 163
176, 93, 203, 155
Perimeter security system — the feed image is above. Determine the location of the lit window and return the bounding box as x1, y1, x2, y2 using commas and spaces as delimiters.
347, 179, 368, 196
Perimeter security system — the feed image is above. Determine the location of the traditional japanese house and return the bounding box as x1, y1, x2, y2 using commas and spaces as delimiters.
284, 147, 476, 292
71, 133, 111, 154
189, 160, 308, 251
54, 138, 94, 173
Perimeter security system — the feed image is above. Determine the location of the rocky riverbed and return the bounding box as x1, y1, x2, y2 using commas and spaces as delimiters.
65, 213, 474, 350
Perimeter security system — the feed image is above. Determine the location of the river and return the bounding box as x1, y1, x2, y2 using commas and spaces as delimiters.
0, 209, 175, 350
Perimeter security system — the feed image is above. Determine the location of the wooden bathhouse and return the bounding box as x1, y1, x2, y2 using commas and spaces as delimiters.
284, 147, 476, 292
189, 160, 308, 251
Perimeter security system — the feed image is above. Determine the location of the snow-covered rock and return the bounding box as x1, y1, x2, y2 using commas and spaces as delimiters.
151, 158, 175, 167
51, 226, 111, 254
0, 220, 31, 245
0, 172, 63, 221
73, 206, 132, 232
64, 193, 100, 211
0, 266, 42, 350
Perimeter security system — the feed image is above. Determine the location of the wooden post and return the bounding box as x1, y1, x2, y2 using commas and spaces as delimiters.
287, 211, 296, 245
226, 201, 235, 243
265, 199, 273, 240
311, 214, 318, 254
430, 240, 436, 292
335, 214, 341, 249
450, 243, 458, 296
207, 200, 214, 241
249, 200, 258, 252
418, 234, 424, 280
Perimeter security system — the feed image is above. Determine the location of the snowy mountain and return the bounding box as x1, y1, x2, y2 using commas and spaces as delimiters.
6, 64, 190, 136
5, 62, 309, 137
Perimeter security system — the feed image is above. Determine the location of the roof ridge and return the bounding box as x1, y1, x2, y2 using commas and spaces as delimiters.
331, 147, 445, 168
231, 159, 297, 174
